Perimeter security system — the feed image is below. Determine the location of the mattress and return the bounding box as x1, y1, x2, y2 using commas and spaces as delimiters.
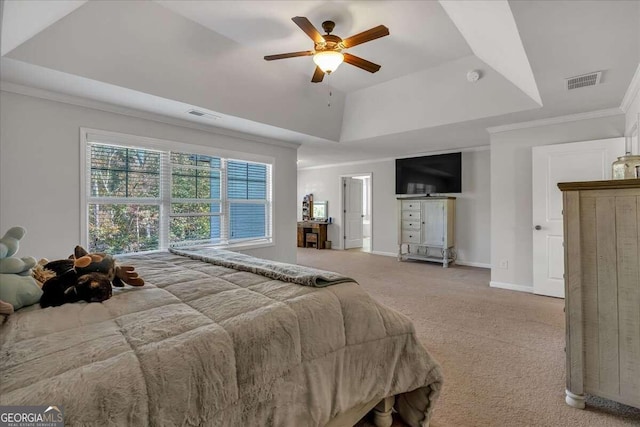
0, 251, 442, 426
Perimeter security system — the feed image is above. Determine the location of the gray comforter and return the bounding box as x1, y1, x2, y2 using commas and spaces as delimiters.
0, 251, 442, 426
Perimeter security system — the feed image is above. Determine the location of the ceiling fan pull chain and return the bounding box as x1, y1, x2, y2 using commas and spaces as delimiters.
327, 74, 332, 108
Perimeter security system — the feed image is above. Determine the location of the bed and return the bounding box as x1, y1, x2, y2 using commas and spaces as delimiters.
0, 249, 443, 426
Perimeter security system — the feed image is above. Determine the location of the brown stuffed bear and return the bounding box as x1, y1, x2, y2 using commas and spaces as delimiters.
39, 246, 144, 308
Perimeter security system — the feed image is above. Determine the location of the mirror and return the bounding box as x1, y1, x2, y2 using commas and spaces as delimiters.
313, 201, 328, 220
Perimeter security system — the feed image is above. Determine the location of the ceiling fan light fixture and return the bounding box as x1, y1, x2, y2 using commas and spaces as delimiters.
313, 51, 344, 73
264, 17, 388, 83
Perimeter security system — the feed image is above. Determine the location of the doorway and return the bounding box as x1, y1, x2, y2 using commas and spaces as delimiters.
341, 173, 372, 252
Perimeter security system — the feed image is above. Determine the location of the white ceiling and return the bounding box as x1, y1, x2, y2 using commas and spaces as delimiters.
157, 0, 473, 93
1, 0, 638, 168
0, 0, 86, 55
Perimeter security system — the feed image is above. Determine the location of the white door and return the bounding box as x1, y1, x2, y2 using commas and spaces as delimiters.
423, 200, 445, 246
532, 138, 625, 298
343, 178, 363, 249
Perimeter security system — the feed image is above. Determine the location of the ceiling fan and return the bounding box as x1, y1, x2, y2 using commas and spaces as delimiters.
264, 17, 389, 83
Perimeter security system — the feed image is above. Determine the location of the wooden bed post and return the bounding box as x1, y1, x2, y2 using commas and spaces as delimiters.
373, 396, 395, 427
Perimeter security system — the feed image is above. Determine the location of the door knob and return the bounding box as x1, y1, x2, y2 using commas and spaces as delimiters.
534, 225, 542, 230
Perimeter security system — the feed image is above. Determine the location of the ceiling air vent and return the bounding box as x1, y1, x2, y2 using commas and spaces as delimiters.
187, 109, 220, 120
566, 71, 602, 90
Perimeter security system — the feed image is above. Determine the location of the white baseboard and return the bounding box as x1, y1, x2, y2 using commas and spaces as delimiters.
455, 260, 491, 269
489, 281, 533, 293
370, 251, 397, 258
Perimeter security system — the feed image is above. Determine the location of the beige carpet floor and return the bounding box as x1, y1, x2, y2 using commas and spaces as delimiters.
296, 248, 640, 427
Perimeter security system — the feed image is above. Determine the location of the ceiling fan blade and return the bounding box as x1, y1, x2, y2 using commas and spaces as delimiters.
311, 66, 325, 83
264, 51, 314, 61
292, 16, 325, 44
343, 53, 381, 73
342, 25, 389, 48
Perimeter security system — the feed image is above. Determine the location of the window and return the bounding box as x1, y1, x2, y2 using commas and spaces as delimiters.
83, 131, 272, 254
170, 152, 222, 246
88, 144, 162, 253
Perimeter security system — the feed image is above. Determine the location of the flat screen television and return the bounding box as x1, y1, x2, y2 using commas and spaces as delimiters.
396, 153, 462, 195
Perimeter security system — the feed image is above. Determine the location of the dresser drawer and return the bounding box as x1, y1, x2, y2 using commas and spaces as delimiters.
402, 220, 421, 230
401, 210, 420, 220
401, 231, 421, 243
401, 201, 421, 211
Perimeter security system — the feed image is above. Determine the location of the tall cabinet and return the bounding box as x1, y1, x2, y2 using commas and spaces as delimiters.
397, 197, 456, 267
559, 179, 640, 410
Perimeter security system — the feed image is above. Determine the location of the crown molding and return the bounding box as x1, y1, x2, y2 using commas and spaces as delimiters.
486, 108, 624, 134
0, 81, 302, 150
299, 156, 391, 171
621, 63, 640, 113
298, 145, 490, 171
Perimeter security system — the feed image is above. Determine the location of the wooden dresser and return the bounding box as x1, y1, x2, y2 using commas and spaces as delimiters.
297, 221, 329, 249
558, 179, 640, 410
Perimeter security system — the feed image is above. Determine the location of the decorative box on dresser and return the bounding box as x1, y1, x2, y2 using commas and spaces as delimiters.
558, 179, 640, 410
397, 197, 456, 268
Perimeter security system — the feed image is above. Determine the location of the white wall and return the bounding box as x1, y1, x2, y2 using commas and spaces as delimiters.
0, 90, 298, 262
626, 88, 640, 135
490, 114, 626, 291
297, 149, 491, 267
624, 66, 640, 149
298, 160, 396, 254
455, 149, 491, 267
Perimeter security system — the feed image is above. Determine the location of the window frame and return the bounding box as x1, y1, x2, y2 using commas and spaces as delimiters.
80, 128, 275, 254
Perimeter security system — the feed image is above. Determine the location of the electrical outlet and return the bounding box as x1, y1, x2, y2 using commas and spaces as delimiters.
499, 259, 509, 269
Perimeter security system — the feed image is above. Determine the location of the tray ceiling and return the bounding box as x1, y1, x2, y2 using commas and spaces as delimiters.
1, 0, 638, 168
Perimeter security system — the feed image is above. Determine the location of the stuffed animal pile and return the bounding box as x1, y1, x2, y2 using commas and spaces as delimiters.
39, 246, 144, 307
0, 225, 145, 313
0, 227, 42, 317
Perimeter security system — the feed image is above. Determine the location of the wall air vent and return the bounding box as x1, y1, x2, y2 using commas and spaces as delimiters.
187, 109, 221, 120
566, 71, 602, 90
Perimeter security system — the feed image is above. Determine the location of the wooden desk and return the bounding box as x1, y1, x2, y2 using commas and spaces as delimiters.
297, 221, 329, 249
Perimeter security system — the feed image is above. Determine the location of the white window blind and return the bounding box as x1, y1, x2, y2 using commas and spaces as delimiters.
227, 160, 271, 241
84, 138, 272, 254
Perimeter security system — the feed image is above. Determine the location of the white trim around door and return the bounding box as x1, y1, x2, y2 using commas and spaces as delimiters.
339, 173, 373, 252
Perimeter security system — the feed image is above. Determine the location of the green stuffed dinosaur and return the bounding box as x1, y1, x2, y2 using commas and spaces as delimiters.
0, 226, 43, 312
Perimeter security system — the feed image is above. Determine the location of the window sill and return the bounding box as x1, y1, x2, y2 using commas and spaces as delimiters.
175, 239, 275, 253
113, 240, 274, 258
216, 240, 275, 252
